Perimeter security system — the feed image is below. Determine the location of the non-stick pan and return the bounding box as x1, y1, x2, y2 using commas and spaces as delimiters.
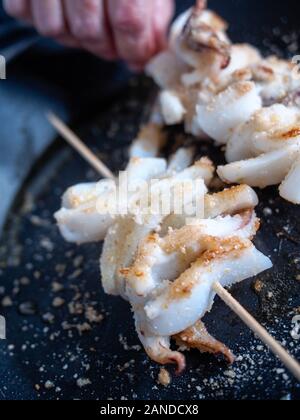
0, 0, 300, 400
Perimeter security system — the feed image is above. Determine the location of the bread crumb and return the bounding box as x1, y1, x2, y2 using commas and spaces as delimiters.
158, 368, 171, 387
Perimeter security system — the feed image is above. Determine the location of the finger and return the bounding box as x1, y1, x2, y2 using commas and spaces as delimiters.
152, 0, 174, 52
3, 0, 31, 21
55, 35, 81, 49
30, 0, 66, 37
108, 0, 156, 65
64, 0, 117, 60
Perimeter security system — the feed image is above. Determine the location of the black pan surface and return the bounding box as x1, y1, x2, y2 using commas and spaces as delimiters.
0, 0, 300, 401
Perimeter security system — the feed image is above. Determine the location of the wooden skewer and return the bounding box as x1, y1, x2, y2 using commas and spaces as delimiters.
213, 282, 300, 382
47, 112, 115, 180
47, 113, 300, 382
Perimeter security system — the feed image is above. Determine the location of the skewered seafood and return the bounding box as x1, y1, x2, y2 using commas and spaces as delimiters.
146, 1, 300, 203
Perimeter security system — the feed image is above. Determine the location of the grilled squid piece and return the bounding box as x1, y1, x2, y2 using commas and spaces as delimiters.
140, 335, 186, 374
179, 87, 211, 139
196, 81, 262, 144
168, 147, 195, 173
249, 105, 300, 155
225, 117, 259, 163
108, 184, 258, 300
251, 57, 300, 106
144, 238, 272, 337
159, 184, 258, 241
215, 44, 261, 87
174, 320, 235, 364
174, 157, 214, 186
182, 7, 231, 67
180, 42, 260, 89
55, 157, 167, 244
145, 2, 300, 205
178, 45, 261, 137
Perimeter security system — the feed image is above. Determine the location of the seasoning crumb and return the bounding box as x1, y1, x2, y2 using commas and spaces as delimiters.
158, 368, 171, 387
52, 297, 65, 308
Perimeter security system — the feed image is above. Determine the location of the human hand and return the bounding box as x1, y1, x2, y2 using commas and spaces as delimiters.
3, 0, 175, 70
